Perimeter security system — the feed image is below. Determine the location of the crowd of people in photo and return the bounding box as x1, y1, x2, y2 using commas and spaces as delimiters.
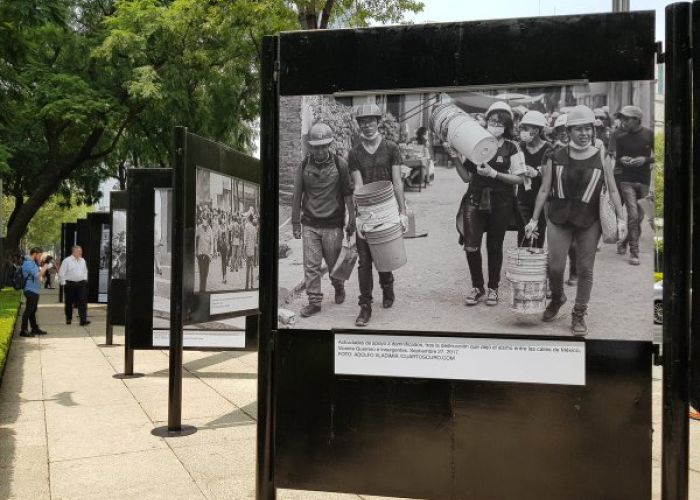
291, 97, 654, 337
195, 205, 259, 293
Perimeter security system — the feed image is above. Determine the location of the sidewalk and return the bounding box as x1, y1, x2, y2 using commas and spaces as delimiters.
0, 288, 697, 499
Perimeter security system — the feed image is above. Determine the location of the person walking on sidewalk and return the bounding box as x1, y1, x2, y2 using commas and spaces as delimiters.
292, 122, 356, 318
458, 101, 526, 307
611, 105, 654, 265
58, 245, 90, 326
525, 105, 628, 336
349, 104, 407, 327
19, 247, 48, 337
195, 216, 214, 292
243, 212, 258, 290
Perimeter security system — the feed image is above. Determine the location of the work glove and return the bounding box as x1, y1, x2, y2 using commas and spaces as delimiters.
293, 225, 302, 239
525, 166, 539, 178
524, 219, 539, 240
476, 163, 498, 178
617, 219, 628, 242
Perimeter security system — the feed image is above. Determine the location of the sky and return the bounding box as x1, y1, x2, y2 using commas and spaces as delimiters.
404, 0, 675, 43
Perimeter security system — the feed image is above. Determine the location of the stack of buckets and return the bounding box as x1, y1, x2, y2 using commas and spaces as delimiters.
355, 181, 407, 272
429, 103, 499, 165
505, 247, 548, 314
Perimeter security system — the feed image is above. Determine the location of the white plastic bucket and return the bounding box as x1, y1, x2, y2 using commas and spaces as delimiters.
505, 247, 548, 314
365, 223, 407, 272
446, 113, 499, 165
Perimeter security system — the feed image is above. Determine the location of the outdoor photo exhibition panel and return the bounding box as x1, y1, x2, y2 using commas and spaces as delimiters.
260, 11, 658, 500
87, 212, 110, 303
126, 168, 257, 351
109, 191, 128, 328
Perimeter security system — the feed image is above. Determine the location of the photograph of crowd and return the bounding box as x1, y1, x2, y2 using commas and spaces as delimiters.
153, 188, 247, 348
98, 224, 110, 302
278, 81, 658, 341
194, 167, 260, 295
111, 210, 127, 281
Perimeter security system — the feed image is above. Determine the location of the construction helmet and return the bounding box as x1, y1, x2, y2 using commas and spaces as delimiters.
593, 107, 606, 118
520, 110, 547, 129
566, 105, 595, 127
485, 101, 513, 120
355, 104, 383, 121
553, 113, 568, 129
308, 122, 334, 146
513, 105, 529, 117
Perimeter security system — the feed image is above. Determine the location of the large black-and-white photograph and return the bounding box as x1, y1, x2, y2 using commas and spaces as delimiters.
98, 223, 110, 302
153, 188, 246, 349
111, 210, 127, 280
194, 166, 260, 316
278, 82, 657, 341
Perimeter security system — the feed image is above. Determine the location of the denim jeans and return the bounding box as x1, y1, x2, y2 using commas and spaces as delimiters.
620, 182, 650, 255
303, 225, 344, 305
547, 221, 602, 306
356, 235, 394, 306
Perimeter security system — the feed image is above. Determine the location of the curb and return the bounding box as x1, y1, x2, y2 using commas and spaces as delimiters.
0, 295, 23, 385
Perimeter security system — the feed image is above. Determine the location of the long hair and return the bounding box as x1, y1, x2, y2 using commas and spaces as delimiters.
486, 109, 514, 140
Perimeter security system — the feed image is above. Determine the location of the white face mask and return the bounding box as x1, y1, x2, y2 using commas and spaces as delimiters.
487, 125, 505, 138
519, 130, 534, 143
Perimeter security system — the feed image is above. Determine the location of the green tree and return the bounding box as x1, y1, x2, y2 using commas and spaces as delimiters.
292, 0, 424, 29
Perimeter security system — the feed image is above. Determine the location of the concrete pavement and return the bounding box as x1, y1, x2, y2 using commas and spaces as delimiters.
0, 288, 697, 499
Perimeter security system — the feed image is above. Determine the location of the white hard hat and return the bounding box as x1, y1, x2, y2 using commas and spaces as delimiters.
566, 105, 596, 127
485, 101, 513, 120
355, 104, 383, 120
553, 114, 568, 128
308, 122, 334, 146
520, 110, 547, 128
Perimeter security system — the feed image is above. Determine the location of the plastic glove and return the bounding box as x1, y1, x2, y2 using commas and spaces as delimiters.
476, 163, 498, 178
293, 226, 302, 239
525, 166, 539, 178
617, 219, 628, 242
524, 219, 539, 240
399, 214, 409, 233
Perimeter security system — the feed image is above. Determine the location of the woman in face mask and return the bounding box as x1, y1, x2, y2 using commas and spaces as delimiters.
516, 111, 552, 249
524, 105, 627, 336
456, 101, 526, 307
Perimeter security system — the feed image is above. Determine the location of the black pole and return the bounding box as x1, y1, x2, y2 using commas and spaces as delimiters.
256, 35, 278, 500
168, 126, 187, 432
663, 3, 692, 500
692, 0, 700, 423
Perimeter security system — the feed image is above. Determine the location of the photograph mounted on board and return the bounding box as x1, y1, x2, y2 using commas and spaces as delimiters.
98, 223, 110, 302
154, 188, 246, 349
111, 210, 127, 280
277, 81, 658, 341
194, 166, 260, 315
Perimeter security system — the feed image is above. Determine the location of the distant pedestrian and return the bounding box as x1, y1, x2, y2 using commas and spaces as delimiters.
195, 216, 214, 292
58, 245, 90, 326
244, 213, 258, 290
19, 247, 48, 337
42, 255, 57, 289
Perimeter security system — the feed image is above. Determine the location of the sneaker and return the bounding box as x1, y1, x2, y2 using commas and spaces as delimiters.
465, 287, 485, 306
334, 286, 346, 305
355, 305, 372, 327
31, 329, 47, 335
300, 304, 321, 317
66, 319, 72, 325
19, 331, 34, 338
567, 274, 578, 286
80, 320, 91, 326
629, 254, 640, 266
543, 295, 567, 322
571, 305, 588, 336
485, 288, 499, 306
616, 243, 627, 255
382, 286, 395, 309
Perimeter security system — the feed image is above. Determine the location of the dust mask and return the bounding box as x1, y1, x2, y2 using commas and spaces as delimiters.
487, 125, 505, 138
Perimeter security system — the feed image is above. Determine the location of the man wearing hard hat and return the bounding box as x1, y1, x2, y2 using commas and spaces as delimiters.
349, 104, 407, 327
611, 105, 654, 265
292, 122, 356, 318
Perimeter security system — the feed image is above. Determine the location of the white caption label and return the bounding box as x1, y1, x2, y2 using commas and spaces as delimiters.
209, 292, 258, 315
334, 334, 585, 386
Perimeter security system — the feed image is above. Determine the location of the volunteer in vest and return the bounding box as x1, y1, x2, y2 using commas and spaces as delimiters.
349, 104, 407, 327
58, 245, 90, 326
517, 110, 552, 249
292, 122, 356, 317
611, 105, 654, 265
19, 247, 48, 337
525, 105, 628, 336
458, 101, 526, 307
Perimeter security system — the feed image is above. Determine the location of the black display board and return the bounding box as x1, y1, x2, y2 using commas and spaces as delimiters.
75, 218, 89, 261
126, 168, 258, 351
86, 212, 110, 303
61, 222, 78, 260
109, 191, 128, 327
259, 10, 659, 500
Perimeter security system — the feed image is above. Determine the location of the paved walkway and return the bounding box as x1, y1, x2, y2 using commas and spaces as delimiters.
0, 288, 697, 499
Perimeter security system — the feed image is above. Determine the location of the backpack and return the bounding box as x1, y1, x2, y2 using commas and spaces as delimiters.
11, 264, 26, 290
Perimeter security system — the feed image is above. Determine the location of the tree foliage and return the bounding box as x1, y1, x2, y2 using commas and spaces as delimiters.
291, 0, 424, 29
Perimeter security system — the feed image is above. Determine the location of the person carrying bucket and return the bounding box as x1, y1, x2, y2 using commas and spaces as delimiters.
349, 104, 408, 327
292, 122, 356, 318
524, 105, 628, 336
517, 110, 552, 249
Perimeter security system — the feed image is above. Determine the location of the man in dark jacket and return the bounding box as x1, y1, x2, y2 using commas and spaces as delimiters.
292, 122, 355, 317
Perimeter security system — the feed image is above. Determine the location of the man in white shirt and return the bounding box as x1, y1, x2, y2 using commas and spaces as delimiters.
58, 245, 90, 326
